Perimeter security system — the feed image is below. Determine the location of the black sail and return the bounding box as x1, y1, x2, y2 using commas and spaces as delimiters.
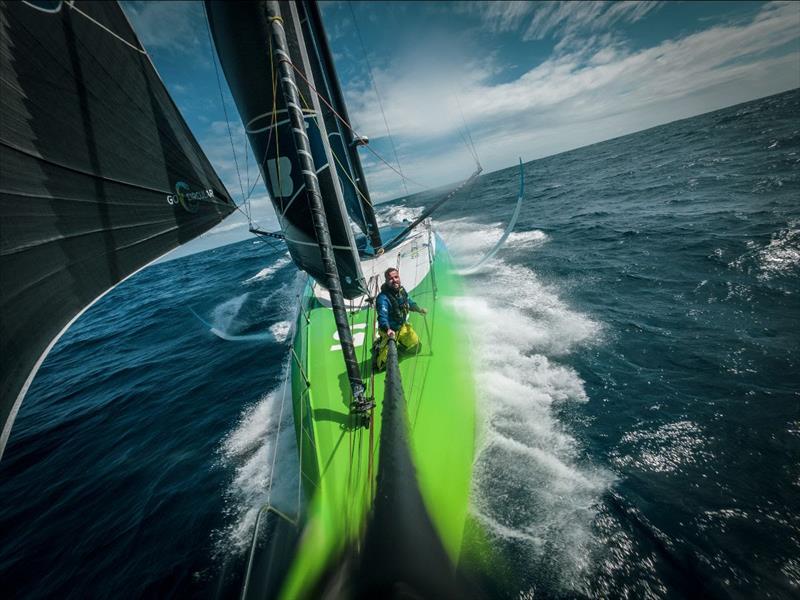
0, 1, 236, 457
205, 0, 368, 297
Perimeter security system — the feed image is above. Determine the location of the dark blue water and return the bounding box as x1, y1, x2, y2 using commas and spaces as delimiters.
2, 89, 798, 598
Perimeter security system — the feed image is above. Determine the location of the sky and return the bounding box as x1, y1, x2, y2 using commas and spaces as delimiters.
120, 1, 800, 259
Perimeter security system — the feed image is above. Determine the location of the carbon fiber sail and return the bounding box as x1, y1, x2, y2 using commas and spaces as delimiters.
0, 1, 236, 457
205, 0, 368, 297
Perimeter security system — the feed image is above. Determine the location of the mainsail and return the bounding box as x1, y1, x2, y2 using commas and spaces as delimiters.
0, 1, 236, 457
206, 0, 369, 298
301, 1, 382, 252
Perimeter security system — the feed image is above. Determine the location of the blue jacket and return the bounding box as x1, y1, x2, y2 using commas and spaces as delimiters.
376, 283, 419, 331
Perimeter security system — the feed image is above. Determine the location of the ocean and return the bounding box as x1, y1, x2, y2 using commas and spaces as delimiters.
1, 89, 798, 598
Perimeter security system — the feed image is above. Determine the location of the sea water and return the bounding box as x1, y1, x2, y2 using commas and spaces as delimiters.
1, 89, 797, 598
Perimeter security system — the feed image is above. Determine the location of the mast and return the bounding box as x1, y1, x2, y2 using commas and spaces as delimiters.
266, 1, 367, 408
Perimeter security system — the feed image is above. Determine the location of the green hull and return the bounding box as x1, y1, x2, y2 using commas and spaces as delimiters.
280, 231, 476, 598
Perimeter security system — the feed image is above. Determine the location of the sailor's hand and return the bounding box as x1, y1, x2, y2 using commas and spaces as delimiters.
387, 329, 396, 339
419, 308, 428, 315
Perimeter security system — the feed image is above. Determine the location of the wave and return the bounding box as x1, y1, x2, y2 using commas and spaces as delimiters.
728, 219, 800, 280
211, 293, 251, 335
213, 368, 300, 555
437, 216, 548, 272
375, 204, 424, 226
440, 216, 613, 593
755, 220, 800, 279
243, 256, 291, 284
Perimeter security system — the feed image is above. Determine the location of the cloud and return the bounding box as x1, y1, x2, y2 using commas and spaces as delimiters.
122, 1, 205, 55
347, 1, 800, 196
523, 1, 662, 41
457, 1, 663, 41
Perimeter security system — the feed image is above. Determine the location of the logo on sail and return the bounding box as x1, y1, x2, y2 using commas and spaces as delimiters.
166, 181, 215, 213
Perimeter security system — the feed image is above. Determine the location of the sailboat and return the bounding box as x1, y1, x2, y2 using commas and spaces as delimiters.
1, 1, 510, 597
206, 2, 484, 596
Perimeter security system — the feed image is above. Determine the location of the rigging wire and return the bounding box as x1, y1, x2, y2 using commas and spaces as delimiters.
293, 80, 378, 215
276, 54, 427, 189
56, 1, 149, 55
202, 6, 282, 232
347, 1, 408, 197
245, 127, 250, 208
202, 3, 248, 208
453, 92, 481, 167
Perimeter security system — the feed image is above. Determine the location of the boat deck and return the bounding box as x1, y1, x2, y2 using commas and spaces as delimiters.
281, 224, 476, 599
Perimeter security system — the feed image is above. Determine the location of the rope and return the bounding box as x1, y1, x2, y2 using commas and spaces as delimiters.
292, 78, 378, 216
347, 1, 408, 196
275, 55, 426, 189
58, 1, 149, 55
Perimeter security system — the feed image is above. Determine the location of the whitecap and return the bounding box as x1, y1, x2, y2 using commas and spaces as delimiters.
375, 204, 424, 227
242, 256, 291, 284
213, 367, 300, 555
756, 221, 800, 279
439, 215, 613, 592
268, 321, 292, 344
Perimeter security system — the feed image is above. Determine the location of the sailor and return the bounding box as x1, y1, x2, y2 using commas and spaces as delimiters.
374, 268, 427, 371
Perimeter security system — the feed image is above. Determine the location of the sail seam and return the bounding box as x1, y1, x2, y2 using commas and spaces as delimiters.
0, 139, 230, 202
1, 219, 196, 256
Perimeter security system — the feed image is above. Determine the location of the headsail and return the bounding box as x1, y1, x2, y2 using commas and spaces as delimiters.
205, 0, 368, 298
0, 1, 236, 457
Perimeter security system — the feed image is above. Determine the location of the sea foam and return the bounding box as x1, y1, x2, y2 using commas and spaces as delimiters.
440, 215, 613, 593
214, 369, 300, 554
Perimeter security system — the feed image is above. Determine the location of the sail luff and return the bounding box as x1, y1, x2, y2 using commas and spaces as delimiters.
303, 0, 383, 251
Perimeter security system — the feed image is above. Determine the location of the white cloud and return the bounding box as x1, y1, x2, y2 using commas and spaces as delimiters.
122, 1, 205, 55
523, 1, 662, 41
348, 1, 800, 196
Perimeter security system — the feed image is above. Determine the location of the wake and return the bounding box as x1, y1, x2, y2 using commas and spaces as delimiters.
438, 214, 613, 595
